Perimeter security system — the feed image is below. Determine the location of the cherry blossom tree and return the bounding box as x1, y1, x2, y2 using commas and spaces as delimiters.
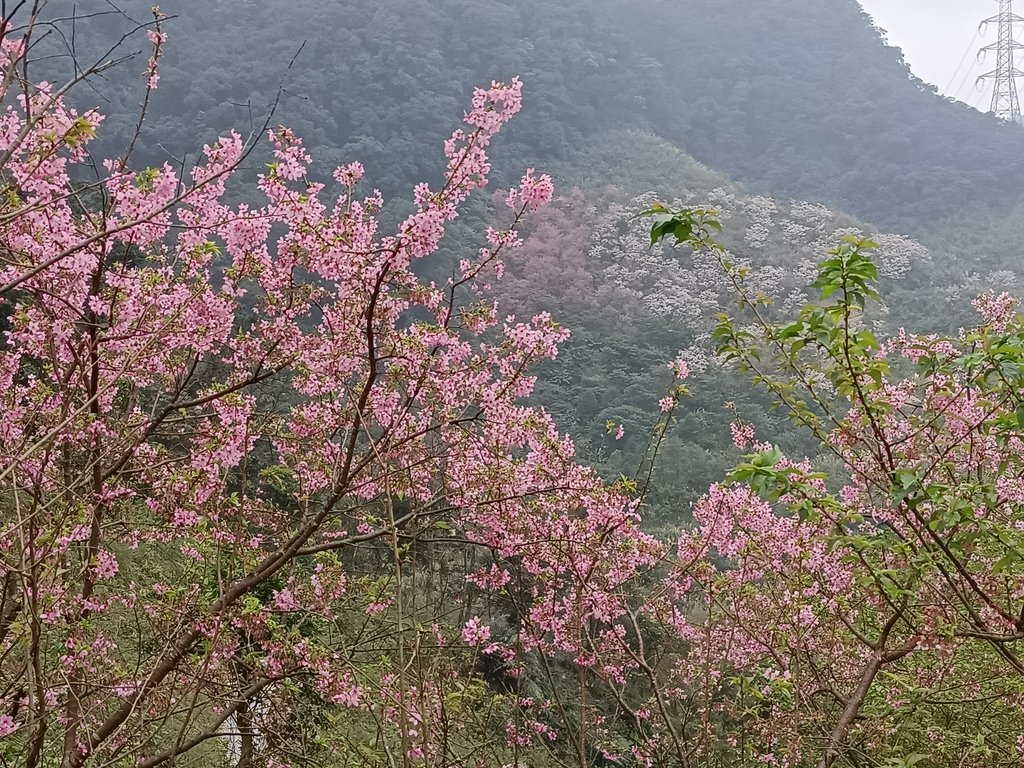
597, 208, 1024, 768
0, 16, 662, 768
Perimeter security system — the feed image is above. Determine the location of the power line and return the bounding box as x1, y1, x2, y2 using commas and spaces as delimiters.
943, 28, 980, 96
977, 0, 1024, 124
953, 52, 984, 104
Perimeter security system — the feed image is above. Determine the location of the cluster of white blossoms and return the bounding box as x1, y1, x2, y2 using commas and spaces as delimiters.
780, 218, 811, 241
592, 194, 723, 323
707, 187, 738, 219
939, 269, 1022, 308
741, 196, 778, 250
987, 269, 1018, 287
587, 189, 934, 372
827, 228, 929, 280
674, 334, 715, 375
788, 200, 835, 229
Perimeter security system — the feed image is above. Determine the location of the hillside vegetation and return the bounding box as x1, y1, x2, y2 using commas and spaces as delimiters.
52, 0, 1024, 231
40, 0, 1023, 515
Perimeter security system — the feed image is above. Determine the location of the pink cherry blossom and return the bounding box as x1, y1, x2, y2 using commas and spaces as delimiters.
0, 714, 18, 737
461, 617, 492, 646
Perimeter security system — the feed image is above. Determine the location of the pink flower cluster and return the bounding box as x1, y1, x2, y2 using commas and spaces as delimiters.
144, 16, 168, 90
973, 290, 1017, 333
669, 355, 690, 379
505, 168, 555, 212
730, 420, 755, 449
461, 616, 492, 646
0, 45, 681, 765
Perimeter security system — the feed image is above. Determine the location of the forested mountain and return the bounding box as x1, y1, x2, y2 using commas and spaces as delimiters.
610, 0, 1024, 230
36, 0, 1024, 513
10, 2, 1024, 766
55, 0, 1024, 231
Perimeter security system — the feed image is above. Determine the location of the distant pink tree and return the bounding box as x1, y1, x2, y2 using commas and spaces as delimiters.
497, 188, 646, 329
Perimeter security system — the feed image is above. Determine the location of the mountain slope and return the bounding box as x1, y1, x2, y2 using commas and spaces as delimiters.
614, 0, 1024, 229
41, 0, 1024, 233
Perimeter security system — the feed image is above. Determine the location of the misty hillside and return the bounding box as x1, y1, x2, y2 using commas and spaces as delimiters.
42, 0, 1024, 513
62, 0, 1024, 232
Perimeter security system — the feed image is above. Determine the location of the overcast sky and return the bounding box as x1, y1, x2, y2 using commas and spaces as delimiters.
857, 0, 1005, 111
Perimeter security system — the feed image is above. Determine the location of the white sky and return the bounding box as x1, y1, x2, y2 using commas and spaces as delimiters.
857, 0, 1008, 111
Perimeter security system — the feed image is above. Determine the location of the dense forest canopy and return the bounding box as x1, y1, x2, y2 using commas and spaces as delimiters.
50, 0, 1024, 231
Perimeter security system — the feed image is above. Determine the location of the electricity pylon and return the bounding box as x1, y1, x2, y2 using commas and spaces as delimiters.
979, 0, 1024, 124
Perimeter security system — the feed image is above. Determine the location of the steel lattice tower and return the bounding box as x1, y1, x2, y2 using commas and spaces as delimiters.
979, 0, 1024, 124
